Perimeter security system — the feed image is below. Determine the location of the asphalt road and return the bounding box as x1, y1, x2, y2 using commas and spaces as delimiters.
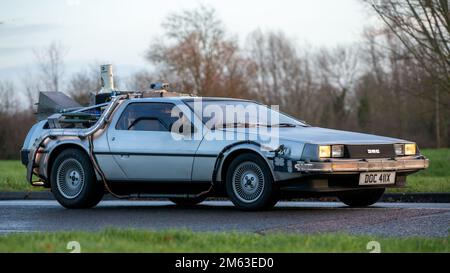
0, 200, 449, 237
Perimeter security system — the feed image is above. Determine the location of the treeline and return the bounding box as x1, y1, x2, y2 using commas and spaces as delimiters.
0, 2, 449, 159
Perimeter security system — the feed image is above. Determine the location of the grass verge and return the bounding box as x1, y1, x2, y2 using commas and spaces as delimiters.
0, 229, 448, 253
0, 160, 38, 192
387, 149, 450, 193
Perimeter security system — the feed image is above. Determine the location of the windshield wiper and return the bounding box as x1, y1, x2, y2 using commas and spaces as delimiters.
270, 123, 298, 128
213, 122, 298, 129
212, 122, 256, 129
255, 123, 298, 128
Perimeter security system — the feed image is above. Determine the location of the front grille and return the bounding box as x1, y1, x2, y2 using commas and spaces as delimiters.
345, 144, 395, 159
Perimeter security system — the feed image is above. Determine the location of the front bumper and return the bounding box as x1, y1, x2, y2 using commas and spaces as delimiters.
274, 156, 429, 174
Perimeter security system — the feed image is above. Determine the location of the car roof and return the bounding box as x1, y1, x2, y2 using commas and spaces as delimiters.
128, 96, 255, 103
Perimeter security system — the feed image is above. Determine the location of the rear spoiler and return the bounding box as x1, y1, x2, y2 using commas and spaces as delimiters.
36, 91, 82, 121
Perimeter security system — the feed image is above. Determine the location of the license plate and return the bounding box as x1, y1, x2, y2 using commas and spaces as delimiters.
359, 172, 396, 186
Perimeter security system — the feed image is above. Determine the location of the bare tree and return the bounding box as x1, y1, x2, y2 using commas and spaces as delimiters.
316, 46, 360, 92
21, 68, 40, 110
66, 64, 104, 106
67, 72, 96, 106
314, 46, 360, 128
369, 0, 450, 86
34, 41, 67, 91
0, 80, 17, 114
0, 81, 27, 159
146, 6, 250, 98
367, 0, 450, 147
355, 23, 449, 147
245, 30, 318, 122
126, 70, 154, 91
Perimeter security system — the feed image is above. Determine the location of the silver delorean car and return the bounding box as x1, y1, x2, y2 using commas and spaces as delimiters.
21, 68, 429, 210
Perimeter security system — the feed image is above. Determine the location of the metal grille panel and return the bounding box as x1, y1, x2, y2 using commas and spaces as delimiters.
345, 144, 395, 159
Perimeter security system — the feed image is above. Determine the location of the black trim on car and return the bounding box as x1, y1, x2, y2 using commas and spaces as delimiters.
94, 151, 218, 158
20, 149, 30, 166
106, 180, 213, 195
345, 144, 396, 159
20, 149, 49, 166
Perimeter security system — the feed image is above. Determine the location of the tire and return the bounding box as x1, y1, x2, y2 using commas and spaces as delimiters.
50, 148, 104, 209
169, 196, 207, 206
337, 188, 385, 207
226, 153, 275, 211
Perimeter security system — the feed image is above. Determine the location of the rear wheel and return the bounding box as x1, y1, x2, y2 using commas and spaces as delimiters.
169, 196, 207, 206
337, 188, 385, 207
50, 149, 104, 209
226, 153, 276, 211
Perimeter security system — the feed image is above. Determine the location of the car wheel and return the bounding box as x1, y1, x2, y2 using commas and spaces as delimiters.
50, 148, 104, 209
169, 196, 207, 206
337, 188, 385, 207
226, 153, 275, 211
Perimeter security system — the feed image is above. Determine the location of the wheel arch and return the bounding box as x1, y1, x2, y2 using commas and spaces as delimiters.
219, 147, 275, 184
46, 142, 91, 184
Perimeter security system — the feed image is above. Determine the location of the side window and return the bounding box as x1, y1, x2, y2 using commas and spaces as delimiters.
116, 103, 179, 132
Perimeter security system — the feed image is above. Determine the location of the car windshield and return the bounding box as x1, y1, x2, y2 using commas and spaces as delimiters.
184, 99, 308, 129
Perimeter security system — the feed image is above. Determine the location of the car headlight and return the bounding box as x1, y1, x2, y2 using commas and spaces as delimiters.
332, 145, 344, 158
319, 145, 344, 158
394, 143, 417, 156
394, 144, 404, 156
404, 143, 417, 155
319, 145, 331, 158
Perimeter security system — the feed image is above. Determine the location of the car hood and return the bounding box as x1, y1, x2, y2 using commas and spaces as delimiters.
225, 126, 407, 145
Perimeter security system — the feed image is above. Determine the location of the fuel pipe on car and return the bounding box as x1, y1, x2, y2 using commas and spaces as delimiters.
27, 95, 131, 199
87, 135, 130, 199
28, 94, 211, 200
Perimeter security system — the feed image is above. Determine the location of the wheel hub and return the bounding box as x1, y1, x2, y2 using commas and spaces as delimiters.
241, 172, 258, 194
56, 158, 85, 199
67, 170, 81, 187
232, 161, 265, 203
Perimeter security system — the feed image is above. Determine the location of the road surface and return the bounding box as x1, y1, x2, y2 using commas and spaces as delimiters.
0, 200, 449, 237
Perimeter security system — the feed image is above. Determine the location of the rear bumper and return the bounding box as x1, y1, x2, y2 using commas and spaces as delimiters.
274, 156, 429, 174
20, 149, 30, 166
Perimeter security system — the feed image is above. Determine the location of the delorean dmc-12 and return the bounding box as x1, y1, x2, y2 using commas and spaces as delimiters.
21, 65, 429, 210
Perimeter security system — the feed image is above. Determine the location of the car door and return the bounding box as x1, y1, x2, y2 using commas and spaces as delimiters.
107, 101, 201, 182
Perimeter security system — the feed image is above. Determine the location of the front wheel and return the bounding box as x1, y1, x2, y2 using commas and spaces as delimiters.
337, 188, 385, 207
50, 149, 104, 209
226, 154, 276, 211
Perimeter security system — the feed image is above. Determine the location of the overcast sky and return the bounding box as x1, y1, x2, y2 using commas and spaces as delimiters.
0, 0, 377, 87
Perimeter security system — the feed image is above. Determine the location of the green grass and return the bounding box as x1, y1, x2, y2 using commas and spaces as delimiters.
388, 149, 450, 193
0, 229, 448, 253
0, 149, 448, 193
0, 160, 37, 192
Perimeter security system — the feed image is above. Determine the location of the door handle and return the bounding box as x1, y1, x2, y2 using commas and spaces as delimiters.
120, 154, 130, 159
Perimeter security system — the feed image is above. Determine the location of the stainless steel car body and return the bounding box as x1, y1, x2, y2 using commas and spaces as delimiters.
22, 96, 429, 196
